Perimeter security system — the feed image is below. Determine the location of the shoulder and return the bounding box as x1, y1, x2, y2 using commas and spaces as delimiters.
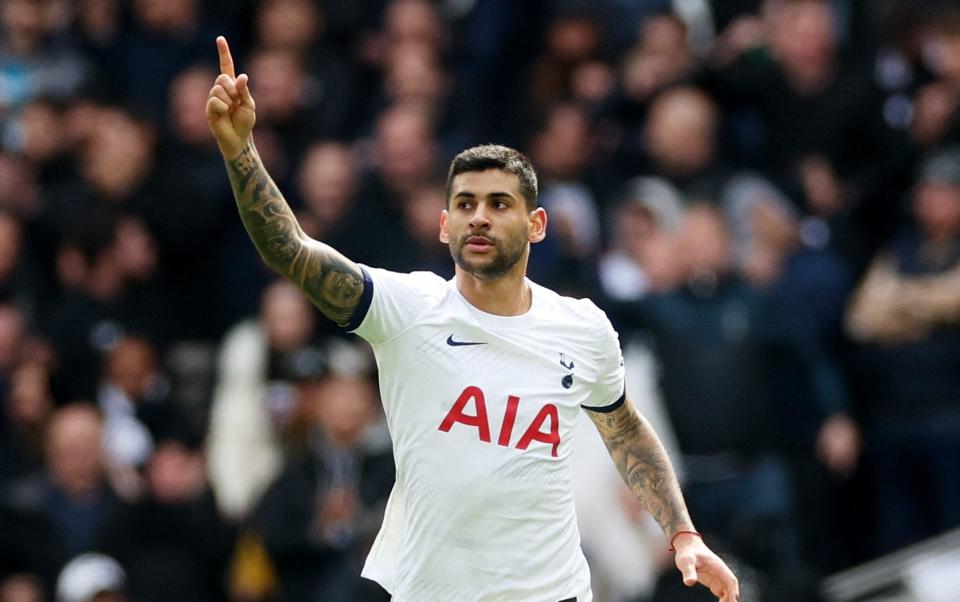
365, 266, 449, 297
532, 282, 616, 336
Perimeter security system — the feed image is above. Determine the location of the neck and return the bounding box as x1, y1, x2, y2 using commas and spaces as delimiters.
455, 262, 531, 316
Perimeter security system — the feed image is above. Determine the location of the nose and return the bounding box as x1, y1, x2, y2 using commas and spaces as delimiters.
469, 204, 491, 230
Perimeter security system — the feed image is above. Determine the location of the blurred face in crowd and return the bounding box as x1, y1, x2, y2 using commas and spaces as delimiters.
46, 405, 104, 498
313, 376, 377, 447
19, 101, 66, 165
170, 66, 218, 146
1, 0, 48, 53
0, 574, 44, 602
405, 185, 446, 248
441, 169, 545, 280
645, 87, 717, 176
926, 15, 960, 83
134, 0, 196, 33
82, 108, 155, 201
147, 441, 205, 503
261, 280, 315, 353
623, 15, 691, 101
385, 44, 447, 111
676, 205, 732, 277
8, 361, 54, 429
770, 0, 836, 80
546, 15, 600, 62
106, 338, 157, 401
375, 104, 436, 192
914, 182, 960, 243
256, 0, 323, 51
532, 104, 592, 181
297, 142, 356, 225
249, 49, 306, 123
113, 216, 158, 282
385, 0, 444, 52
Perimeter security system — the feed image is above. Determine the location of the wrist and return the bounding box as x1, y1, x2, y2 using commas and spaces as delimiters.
669, 529, 703, 552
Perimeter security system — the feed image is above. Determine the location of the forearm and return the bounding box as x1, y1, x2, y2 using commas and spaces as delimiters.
589, 399, 694, 537
224, 141, 364, 325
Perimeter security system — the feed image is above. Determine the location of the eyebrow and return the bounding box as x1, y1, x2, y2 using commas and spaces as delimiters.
452, 191, 516, 199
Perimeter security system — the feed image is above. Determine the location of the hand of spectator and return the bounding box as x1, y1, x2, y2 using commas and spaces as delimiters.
673, 533, 740, 601
816, 412, 860, 478
206, 36, 256, 159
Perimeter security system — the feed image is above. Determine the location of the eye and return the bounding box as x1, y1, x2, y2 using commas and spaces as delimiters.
457, 201, 473, 210
493, 200, 509, 209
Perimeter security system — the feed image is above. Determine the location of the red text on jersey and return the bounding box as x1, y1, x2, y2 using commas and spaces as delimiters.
438, 386, 560, 457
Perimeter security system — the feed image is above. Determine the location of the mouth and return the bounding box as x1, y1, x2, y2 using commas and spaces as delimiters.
464, 235, 494, 253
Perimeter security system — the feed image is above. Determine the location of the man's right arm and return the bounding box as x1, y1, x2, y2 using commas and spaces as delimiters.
207, 36, 365, 327
225, 142, 364, 326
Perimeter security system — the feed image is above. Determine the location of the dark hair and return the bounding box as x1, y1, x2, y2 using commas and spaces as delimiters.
446, 144, 539, 210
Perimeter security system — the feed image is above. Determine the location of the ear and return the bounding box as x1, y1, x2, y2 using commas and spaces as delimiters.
439, 209, 450, 244
529, 207, 547, 243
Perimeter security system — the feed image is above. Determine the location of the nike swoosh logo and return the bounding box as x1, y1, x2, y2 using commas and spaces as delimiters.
446, 334, 486, 347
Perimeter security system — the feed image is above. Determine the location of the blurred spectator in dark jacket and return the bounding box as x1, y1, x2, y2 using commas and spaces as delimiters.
348, 103, 438, 271
0, 358, 54, 490
97, 336, 191, 499
4, 404, 120, 589
114, 0, 222, 119
294, 141, 362, 260
607, 204, 853, 583
528, 102, 603, 294
98, 438, 233, 602
255, 374, 393, 602
41, 215, 163, 401
846, 146, 960, 553
0, 0, 89, 125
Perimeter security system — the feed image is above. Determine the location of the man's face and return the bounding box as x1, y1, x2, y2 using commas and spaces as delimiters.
441, 169, 545, 280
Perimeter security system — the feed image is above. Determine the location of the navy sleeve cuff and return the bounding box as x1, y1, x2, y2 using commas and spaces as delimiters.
582, 389, 626, 413
340, 265, 374, 332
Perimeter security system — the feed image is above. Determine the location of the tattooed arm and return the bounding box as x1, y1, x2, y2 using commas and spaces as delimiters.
586, 395, 740, 601
585, 397, 693, 538
206, 36, 364, 326
226, 143, 364, 325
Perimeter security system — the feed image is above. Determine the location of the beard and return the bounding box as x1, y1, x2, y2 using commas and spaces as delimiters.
449, 232, 527, 280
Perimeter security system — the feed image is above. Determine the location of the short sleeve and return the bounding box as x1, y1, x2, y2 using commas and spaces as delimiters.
349, 265, 447, 345
582, 311, 627, 413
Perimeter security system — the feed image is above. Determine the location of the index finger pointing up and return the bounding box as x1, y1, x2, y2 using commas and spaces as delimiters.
217, 36, 236, 78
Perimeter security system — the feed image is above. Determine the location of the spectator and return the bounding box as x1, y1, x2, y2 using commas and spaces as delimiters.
5, 404, 120, 588
598, 176, 684, 301
97, 337, 190, 498
846, 146, 960, 553
528, 102, 604, 293
98, 439, 233, 602
207, 279, 326, 522
0, 358, 55, 489
255, 374, 393, 602
0, 0, 89, 124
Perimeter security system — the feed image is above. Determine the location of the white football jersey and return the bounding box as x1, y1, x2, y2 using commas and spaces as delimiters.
349, 266, 626, 602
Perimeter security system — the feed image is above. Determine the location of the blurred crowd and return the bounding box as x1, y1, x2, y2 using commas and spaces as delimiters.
0, 0, 959, 601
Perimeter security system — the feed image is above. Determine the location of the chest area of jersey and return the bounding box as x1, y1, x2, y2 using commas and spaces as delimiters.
389, 321, 590, 457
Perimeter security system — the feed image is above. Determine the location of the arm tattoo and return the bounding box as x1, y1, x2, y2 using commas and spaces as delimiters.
587, 399, 694, 537
226, 143, 364, 326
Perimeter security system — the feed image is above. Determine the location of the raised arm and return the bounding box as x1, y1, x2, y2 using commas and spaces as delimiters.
205, 36, 364, 326
586, 396, 739, 602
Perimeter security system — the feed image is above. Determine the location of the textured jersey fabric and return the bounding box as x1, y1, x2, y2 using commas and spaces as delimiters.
352, 266, 625, 602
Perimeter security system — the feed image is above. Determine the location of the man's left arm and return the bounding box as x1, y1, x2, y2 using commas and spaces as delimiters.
585, 396, 740, 602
